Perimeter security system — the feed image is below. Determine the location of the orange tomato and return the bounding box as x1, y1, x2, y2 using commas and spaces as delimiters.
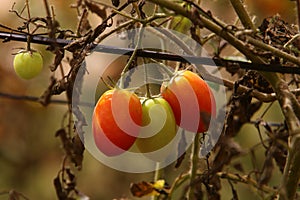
92, 89, 142, 156
161, 70, 216, 133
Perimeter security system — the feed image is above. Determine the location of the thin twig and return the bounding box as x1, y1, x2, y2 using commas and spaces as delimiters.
217, 172, 277, 194
297, 0, 300, 29
0, 92, 93, 107
186, 133, 201, 200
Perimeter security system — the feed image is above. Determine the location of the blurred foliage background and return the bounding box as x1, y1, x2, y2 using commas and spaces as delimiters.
0, 0, 297, 199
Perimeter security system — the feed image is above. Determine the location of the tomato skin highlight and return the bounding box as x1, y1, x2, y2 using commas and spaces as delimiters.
92, 89, 142, 156
135, 97, 177, 161
161, 70, 216, 133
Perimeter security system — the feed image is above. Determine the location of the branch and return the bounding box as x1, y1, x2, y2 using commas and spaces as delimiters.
0, 31, 299, 74
229, 0, 256, 30
217, 172, 276, 194
0, 92, 93, 107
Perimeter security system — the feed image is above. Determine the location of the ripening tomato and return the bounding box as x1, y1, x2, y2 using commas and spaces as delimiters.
135, 97, 177, 160
161, 70, 216, 133
92, 89, 142, 156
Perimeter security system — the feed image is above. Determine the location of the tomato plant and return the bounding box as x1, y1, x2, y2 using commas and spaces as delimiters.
92, 89, 143, 156
135, 97, 177, 160
13, 50, 43, 80
161, 70, 216, 133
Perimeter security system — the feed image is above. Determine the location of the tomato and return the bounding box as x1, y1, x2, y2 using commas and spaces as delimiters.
92, 89, 142, 156
161, 70, 216, 133
135, 97, 177, 160
13, 50, 43, 79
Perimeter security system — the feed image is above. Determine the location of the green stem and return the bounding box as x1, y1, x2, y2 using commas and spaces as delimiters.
119, 27, 145, 89
152, 162, 163, 200
168, 173, 190, 200
229, 0, 256, 30
187, 133, 201, 200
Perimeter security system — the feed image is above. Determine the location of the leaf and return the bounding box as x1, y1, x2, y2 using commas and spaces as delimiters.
130, 181, 154, 197
130, 180, 169, 197
71, 133, 85, 170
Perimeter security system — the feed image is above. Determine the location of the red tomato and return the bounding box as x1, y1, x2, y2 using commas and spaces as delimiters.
161, 70, 216, 133
92, 89, 142, 156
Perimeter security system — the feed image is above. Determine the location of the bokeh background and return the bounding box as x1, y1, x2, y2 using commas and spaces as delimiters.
0, 0, 297, 199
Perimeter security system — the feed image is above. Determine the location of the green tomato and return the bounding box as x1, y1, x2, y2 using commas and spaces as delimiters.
13, 50, 43, 79
135, 97, 177, 161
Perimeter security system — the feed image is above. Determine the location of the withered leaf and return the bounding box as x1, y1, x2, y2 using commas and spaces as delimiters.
130, 181, 154, 197
232, 163, 244, 172
71, 133, 85, 170
55, 129, 72, 156
130, 181, 169, 198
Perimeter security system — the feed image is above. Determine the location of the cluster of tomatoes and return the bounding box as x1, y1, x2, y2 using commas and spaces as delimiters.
12, 50, 216, 160
92, 70, 216, 159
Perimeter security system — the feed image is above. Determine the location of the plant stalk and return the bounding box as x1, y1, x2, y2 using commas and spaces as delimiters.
186, 133, 201, 200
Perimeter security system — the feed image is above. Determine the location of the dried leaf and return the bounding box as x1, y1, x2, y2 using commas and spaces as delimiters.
232, 163, 244, 172
71, 133, 85, 170
130, 180, 169, 197
130, 181, 154, 197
